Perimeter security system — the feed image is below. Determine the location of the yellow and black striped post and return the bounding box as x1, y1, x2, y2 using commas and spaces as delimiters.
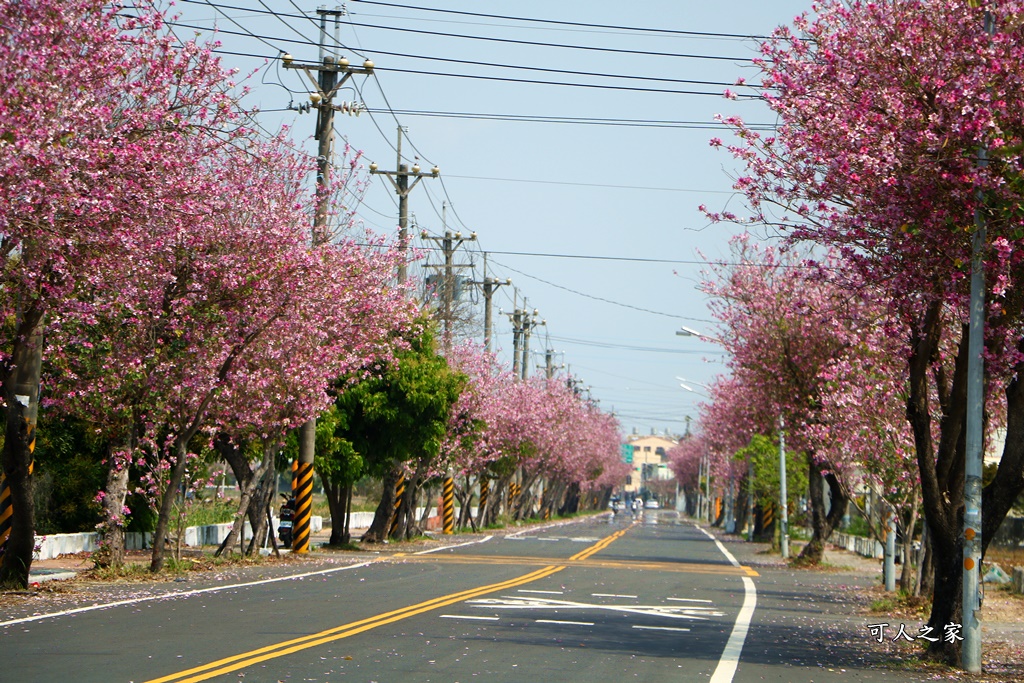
291, 460, 314, 553
388, 473, 406, 538
477, 477, 489, 521
1, 461, 33, 557
290, 458, 298, 497
509, 482, 520, 511
442, 475, 455, 535
762, 501, 775, 529
0, 473, 11, 555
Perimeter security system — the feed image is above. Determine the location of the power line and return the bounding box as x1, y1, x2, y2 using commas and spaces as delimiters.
489, 259, 714, 322
349, 0, 774, 41
371, 66, 757, 97
365, 108, 775, 130
161, 18, 756, 90
548, 335, 724, 354
343, 19, 760, 62
442, 174, 738, 194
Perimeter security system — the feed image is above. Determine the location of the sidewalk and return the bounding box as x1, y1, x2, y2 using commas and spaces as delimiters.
704, 525, 1024, 683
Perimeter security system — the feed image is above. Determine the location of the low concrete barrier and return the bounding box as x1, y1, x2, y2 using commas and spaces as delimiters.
33, 516, 324, 559
832, 531, 885, 559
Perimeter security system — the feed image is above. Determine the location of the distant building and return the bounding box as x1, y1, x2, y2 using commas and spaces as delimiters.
621, 433, 677, 495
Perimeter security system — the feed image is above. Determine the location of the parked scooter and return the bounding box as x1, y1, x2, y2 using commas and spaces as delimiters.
278, 494, 296, 549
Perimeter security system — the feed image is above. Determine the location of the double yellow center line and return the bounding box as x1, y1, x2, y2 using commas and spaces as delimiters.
145, 526, 637, 683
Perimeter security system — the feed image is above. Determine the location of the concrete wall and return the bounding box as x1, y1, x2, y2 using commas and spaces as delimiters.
33, 516, 323, 560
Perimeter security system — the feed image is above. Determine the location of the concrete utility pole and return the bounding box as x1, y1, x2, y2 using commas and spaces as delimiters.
281, 8, 374, 554
779, 414, 789, 560
421, 227, 476, 351
510, 308, 523, 377
519, 308, 545, 380
962, 8, 996, 674
466, 253, 510, 352
369, 128, 439, 284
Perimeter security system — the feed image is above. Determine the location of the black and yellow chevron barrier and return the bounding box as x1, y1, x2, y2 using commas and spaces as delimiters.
389, 473, 406, 538
442, 476, 455, 535
477, 478, 489, 520
291, 460, 314, 553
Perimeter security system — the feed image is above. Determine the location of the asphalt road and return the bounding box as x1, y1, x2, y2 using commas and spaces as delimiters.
1, 511, 931, 682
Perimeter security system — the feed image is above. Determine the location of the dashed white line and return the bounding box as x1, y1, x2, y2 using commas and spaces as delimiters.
667, 597, 713, 603
517, 589, 564, 595
440, 614, 500, 621
632, 625, 691, 633
592, 593, 637, 599
536, 619, 594, 626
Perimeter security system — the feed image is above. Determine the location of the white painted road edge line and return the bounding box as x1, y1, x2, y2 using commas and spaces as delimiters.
413, 535, 493, 555
696, 525, 758, 683
0, 561, 377, 628
709, 576, 757, 683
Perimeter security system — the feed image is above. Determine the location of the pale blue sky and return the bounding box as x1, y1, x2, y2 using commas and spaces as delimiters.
170, 0, 816, 436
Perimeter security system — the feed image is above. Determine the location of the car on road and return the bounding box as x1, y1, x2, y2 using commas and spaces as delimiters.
644, 499, 659, 509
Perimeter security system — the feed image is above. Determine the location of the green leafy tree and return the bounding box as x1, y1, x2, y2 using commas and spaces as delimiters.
337, 324, 465, 542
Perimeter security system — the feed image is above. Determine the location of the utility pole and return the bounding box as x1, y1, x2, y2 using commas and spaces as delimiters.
280, 8, 374, 554
369, 128, 439, 284
519, 308, 545, 380
962, 8, 995, 674
421, 227, 476, 351
510, 308, 523, 377
467, 253, 510, 353
779, 414, 789, 559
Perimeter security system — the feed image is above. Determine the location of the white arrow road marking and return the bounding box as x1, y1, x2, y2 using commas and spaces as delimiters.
466, 596, 724, 620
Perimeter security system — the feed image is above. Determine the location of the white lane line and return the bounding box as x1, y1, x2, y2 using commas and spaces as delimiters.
697, 526, 742, 568
518, 589, 564, 594
710, 576, 757, 683
413, 535, 493, 555
536, 619, 594, 626
592, 593, 637, 599
0, 561, 377, 628
667, 597, 713, 603
440, 615, 499, 621
632, 625, 691, 633
696, 525, 758, 683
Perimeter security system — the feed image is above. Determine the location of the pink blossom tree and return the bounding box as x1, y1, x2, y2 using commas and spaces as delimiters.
0, 0, 254, 584
710, 0, 1024, 663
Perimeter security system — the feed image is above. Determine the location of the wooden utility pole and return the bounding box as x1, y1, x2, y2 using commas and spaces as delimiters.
281, 8, 374, 554
369, 128, 439, 284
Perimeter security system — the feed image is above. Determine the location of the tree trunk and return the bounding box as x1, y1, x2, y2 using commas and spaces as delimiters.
323, 478, 348, 546
362, 468, 399, 543
899, 491, 921, 593
245, 454, 276, 555
214, 449, 271, 557
96, 454, 131, 568
797, 457, 850, 565
150, 441, 189, 572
